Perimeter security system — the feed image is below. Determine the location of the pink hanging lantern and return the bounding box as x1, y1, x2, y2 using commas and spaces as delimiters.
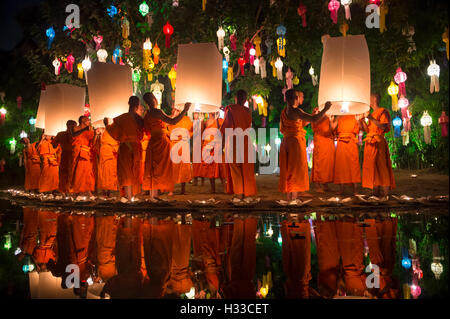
297, 2, 307, 27
285, 68, 293, 89
93, 35, 103, 50
438, 111, 449, 137
402, 108, 412, 132
16, 96, 22, 110
328, 0, 340, 24
410, 283, 421, 299
230, 32, 237, 51
65, 53, 75, 73
394, 67, 407, 97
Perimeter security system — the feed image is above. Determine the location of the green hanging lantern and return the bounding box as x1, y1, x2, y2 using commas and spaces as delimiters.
139, 1, 149, 17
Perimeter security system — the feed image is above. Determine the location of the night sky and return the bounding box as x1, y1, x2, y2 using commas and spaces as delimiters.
0, 0, 43, 52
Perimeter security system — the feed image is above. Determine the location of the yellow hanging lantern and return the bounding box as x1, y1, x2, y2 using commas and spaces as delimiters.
276, 37, 286, 57
253, 35, 262, 57
293, 76, 300, 86
388, 81, 399, 111
442, 27, 449, 60
77, 63, 83, 79
143, 38, 152, 70
168, 67, 176, 90
227, 67, 233, 83
379, 1, 388, 33
121, 16, 130, 39
270, 59, 277, 78
202, 0, 206, 11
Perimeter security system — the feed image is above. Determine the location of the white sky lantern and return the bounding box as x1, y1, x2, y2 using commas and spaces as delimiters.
275, 57, 283, 80
41, 84, 85, 136
174, 43, 222, 114
216, 27, 225, 51
87, 62, 133, 127
35, 90, 47, 129
97, 49, 108, 63
318, 35, 370, 115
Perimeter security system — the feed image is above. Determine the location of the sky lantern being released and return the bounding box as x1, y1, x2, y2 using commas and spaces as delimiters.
39, 84, 85, 136
421, 111, 432, 144
341, 0, 352, 20
438, 111, 448, 137
393, 116, 402, 137
174, 43, 222, 113
163, 21, 174, 48
388, 81, 399, 111
394, 67, 407, 97
46, 27, 55, 50
328, 0, 340, 24
297, 2, 307, 27
276, 25, 286, 57
318, 35, 370, 115
427, 60, 440, 93
86, 62, 133, 127
216, 27, 225, 51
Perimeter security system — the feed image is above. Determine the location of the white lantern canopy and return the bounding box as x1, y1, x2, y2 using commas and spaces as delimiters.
174, 43, 222, 113
275, 57, 283, 80
97, 49, 108, 63
35, 90, 47, 129
427, 60, 440, 93
420, 111, 432, 127
41, 84, 86, 136
86, 62, 133, 127
318, 35, 370, 115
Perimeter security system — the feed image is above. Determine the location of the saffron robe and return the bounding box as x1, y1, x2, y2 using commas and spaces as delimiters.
70, 129, 95, 193
97, 130, 119, 191
38, 139, 59, 193
200, 118, 226, 179
141, 131, 151, 190
311, 116, 335, 184
167, 223, 193, 294
52, 131, 73, 193
20, 207, 39, 255
23, 142, 41, 190
33, 210, 57, 266
168, 116, 193, 184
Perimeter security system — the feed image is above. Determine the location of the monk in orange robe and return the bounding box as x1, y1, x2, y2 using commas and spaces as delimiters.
359, 94, 396, 197
279, 90, 331, 200
220, 90, 257, 199
37, 135, 59, 193
200, 112, 226, 194
331, 115, 361, 195
142, 92, 190, 201
21, 138, 41, 192
70, 116, 96, 196
140, 130, 151, 193
52, 120, 76, 194
92, 215, 118, 282
106, 96, 145, 200
33, 209, 57, 271
281, 219, 312, 298
97, 119, 120, 196
71, 213, 95, 282
311, 109, 335, 193
168, 106, 193, 195
19, 207, 39, 259
192, 112, 205, 187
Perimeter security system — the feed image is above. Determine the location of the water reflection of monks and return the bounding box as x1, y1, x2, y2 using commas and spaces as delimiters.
92, 214, 119, 283
32, 209, 58, 271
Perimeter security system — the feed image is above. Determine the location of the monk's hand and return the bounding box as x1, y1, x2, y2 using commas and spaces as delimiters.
324, 101, 332, 111
183, 102, 191, 113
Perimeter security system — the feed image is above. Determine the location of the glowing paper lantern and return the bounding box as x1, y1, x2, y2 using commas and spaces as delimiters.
174, 43, 222, 113
249, 47, 256, 65
265, 38, 273, 55
216, 27, 225, 51
64, 54, 75, 73
97, 49, 108, 63
132, 69, 141, 93
107, 5, 118, 17
394, 67, 407, 97
398, 96, 409, 109
318, 35, 370, 115
328, 0, 340, 24
254, 58, 260, 74
29, 117, 36, 132
20, 130, 28, 139
139, 1, 149, 16
9, 138, 16, 154
112, 46, 122, 64
52, 58, 61, 75
222, 58, 228, 79
309, 66, 318, 86
297, 2, 307, 27
427, 60, 440, 93
40, 84, 85, 136
259, 57, 266, 79
77, 63, 83, 79
168, 66, 177, 90
151, 80, 164, 108
401, 247, 412, 269
388, 81, 399, 111
223, 46, 230, 62
153, 43, 160, 64
163, 21, 174, 48
341, 0, 352, 20
238, 57, 246, 76
123, 39, 132, 55
431, 261, 443, 279
143, 38, 152, 70
275, 58, 283, 80
93, 35, 103, 50
82, 56, 92, 83
253, 35, 262, 56
86, 62, 133, 127
438, 111, 448, 137
393, 116, 402, 137
46, 27, 55, 50
443, 28, 449, 60
410, 284, 421, 299
421, 111, 432, 144
121, 17, 130, 39
227, 67, 233, 83
202, 0, 207, 11
276, 25, 286, 57
293, 76, 299, 85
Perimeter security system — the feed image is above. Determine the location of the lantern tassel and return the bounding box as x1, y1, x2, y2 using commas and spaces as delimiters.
344, 5, 351, 20
165, 35, 171, 49
424, 126, 431, 144
430, 75, 440, 93
391, 95, 398, 111
260, 57, 267, 79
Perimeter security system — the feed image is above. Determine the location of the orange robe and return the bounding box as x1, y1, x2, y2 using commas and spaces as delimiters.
38, 139, 59, 193
281, 220, 312, 298
33, 210, 57, 266
20, 207, 39, 255
221, 104, 257, 197
141, 131, 151, 190
168, 116, 193, 184
143, 114, 174, 192
167, 224, 193, 294
54, 213, 76, 277
334, 115, 361, 184
311, 116, 335, 184
106, 112, 144, 196
362, 108, 396, 190
200, 118, 226, 179
70, 130, 95, 193
23, 142, 41, 190
71, 214, 95, 281
97, 130, 119, 191
52, 131, 73, 193
278, 108, 309, 193
223, 218, 257, 299
192, 119, 205, 178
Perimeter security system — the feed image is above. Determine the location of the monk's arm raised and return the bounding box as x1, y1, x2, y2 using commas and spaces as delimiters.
367, 112, 389, 131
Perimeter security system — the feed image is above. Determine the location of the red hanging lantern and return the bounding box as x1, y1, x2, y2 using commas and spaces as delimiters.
244, 39, 252, 63
16, 96, 22, 110
439, 111, 449, 137
369, 0, 381, 5
297, 2, 307, 27
238, 57, 246, 76
163, 21, 174, 48
230, 32, 237, 51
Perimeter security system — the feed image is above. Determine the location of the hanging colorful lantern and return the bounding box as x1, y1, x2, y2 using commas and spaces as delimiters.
227, 67, 234, 83
230, 32, 237, 51
0, 107, 6, 123
150, 80, 164, 108
29, 117, 36, 132
401, 248, 412, 269
388, 81, 399, 111
107, 5, 118, 17
421, 111, 432, 144
132, 69, 141, 93
438, 111, 449, 137
341, 0, 352, 20
394, 67, 407, 97
265, 38, 273, 55
309, 66, 318, 86
254, 57, 260, 74
52, 58, 61, 75
297, 2, 307, 27
65, 54, 75, 73
275, 57, 283, 80
216, 27, 225, 51
139, 1, 150, 16
20, 130, 27, 139
112, 46, 122, 64
143, 38, 152, 69
443, 27, 449, 60
379, 0, 388, 33
97, 49, 108, 63
253, 35, 262, 56
285, 68, 293, 89
259, 57, 267, 79
9, 138, 17, 154
401, 129, 409, 146
46, 27, 55, 50
427, 60, 440, 93
202, 0, 207, 11
398, 96, 409, 109
328, 0, 340, 24
223, 46, 230, 62
293, 76, 299, 86
163, 21, 174, 48
168, 67, 176, 90
152, 43, 160, 64
410, 283, 421, 299
402, 107, 412, 132
82, 56, 91, 83
339, 21, 349, 36
393, 116, 402, 137
249, 46, 256, 65
121, 16, 130, 39
276, 25, 287, 57
238, 57, 246, 76
222, 58, 228, 80
93, 35, 103, 50
243, 39, 252, 63
270, 59, 276, 78
17, 96, 22, 110
77, 63, 83, 79
123, 38, 132, 55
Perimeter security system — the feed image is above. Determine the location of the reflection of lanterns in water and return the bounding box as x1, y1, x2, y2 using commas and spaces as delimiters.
277, 233, 282, 245
266, 227, 273, 237
431, 261, 443, 279
259, 285, 269, 298
410, 284, 421, 299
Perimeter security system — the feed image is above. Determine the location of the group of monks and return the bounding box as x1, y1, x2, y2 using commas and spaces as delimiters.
19, 207, 399, 299
21, 88, 395, 201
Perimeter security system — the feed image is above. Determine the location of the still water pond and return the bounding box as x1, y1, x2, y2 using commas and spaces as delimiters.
0, 200, 448, 299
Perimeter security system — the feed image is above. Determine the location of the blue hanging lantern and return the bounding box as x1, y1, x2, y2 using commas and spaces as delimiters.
225, 79, 230, 93
29, 117, 36, 132
46, 27, 55, 50
393, 116, 402, 138
222, 58, 228, 80
401, 247, 412, 269
112, 46, 122, 64
107, 5, 118, 17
